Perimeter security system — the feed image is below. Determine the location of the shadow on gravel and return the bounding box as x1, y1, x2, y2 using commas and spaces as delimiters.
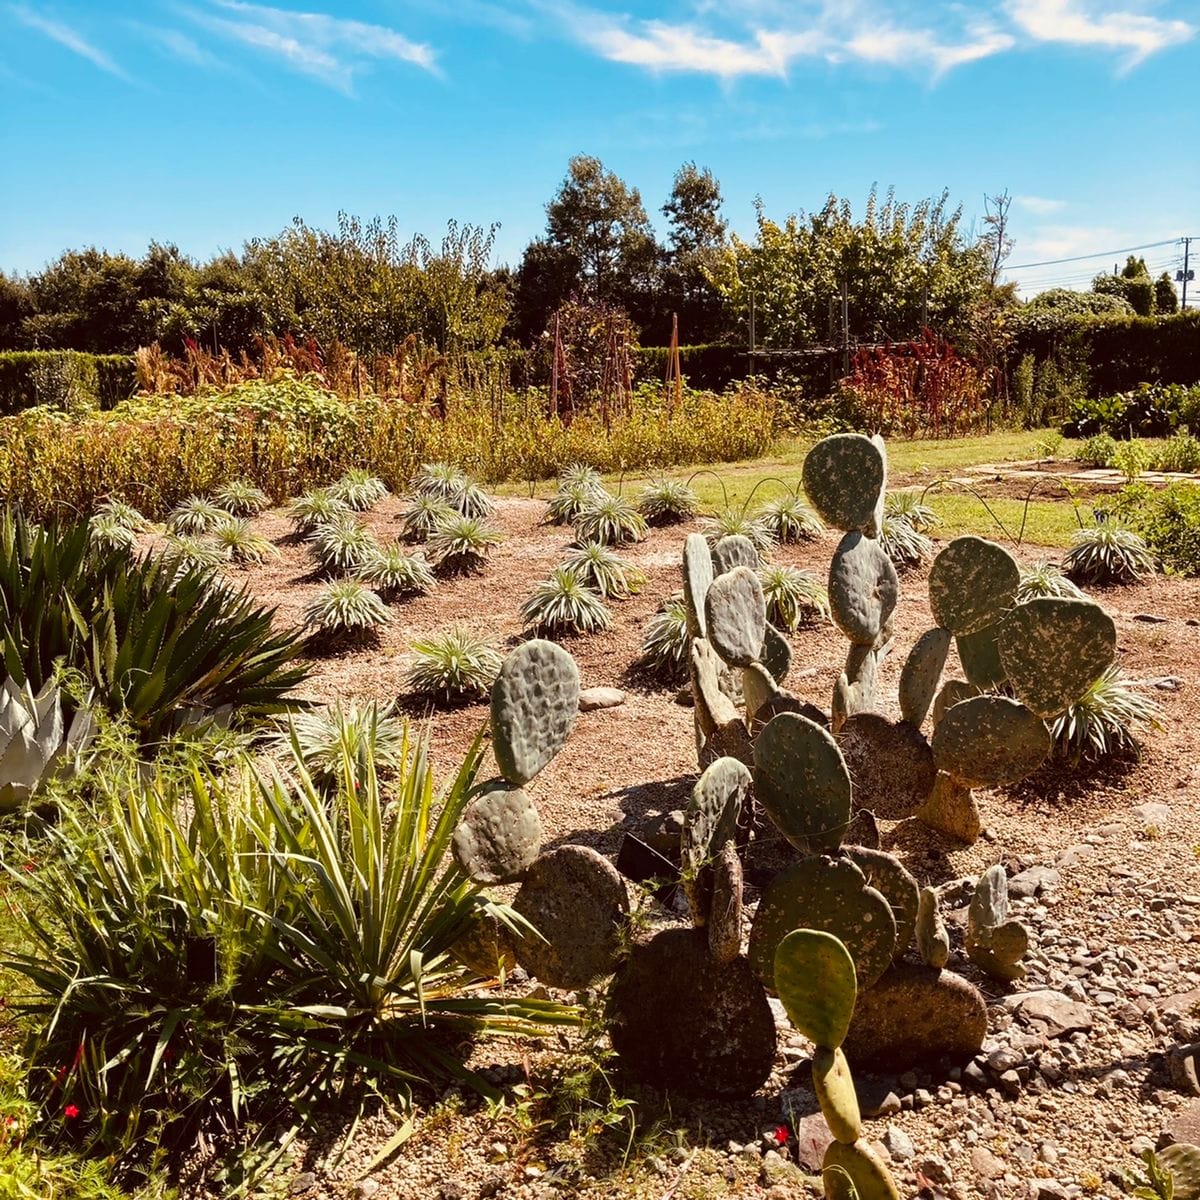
1003, 752, 1140, 808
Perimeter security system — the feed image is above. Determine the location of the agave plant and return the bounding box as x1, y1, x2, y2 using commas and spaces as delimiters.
1017, 560, 1086, 601
214, 479, 271, 517
213, 518, 279, 565
1050, 666, 1162, 762
309, 515, 379, 574
412, 462, 468, 501
0, 677, 96, 810
639, 592, 691, 683
162, 534, 224, 574
398, 494, 457, 543
559, 463, 605, 494
275, 700, 407, 787
638, 478, 700, 525
406, 627, 503, 701
93, 497, 149, 532
449, 480, 495, 519
878, 511, 934, 570
755, 493, 825, 543
520, 568, 611, 635
1062, 522, 1156, 584
287, 488, 352, 535
574, 495, 648, 547
331, 469, 389, 511
759, 565, 830, 632
426, 515, 502, 574
700, 507, 775, 554
560, 541, 645, 599
167, 496, 226, 535
883, 490, 939, 533
354, 544, 436, 599
88, 513, 136, 555
546, 481, 606, 526
302, 580, 390, 647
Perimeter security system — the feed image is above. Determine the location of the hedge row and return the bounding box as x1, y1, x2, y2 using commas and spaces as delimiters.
0, 351, 137, 414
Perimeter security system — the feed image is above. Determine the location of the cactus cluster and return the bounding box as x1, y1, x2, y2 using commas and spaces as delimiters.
0, 678, 95, 811
966, 865, 1030, 981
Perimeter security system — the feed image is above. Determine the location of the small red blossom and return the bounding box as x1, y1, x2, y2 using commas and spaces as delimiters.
63, 1104, 79, 1120
772, 1124, 789, 1146
4, 1115, 17, 1128
21, 862, 35, 873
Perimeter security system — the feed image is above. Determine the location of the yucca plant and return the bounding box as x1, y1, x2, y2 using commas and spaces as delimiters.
302, 580, 390, 647
1062, 521, 1156, 584
309, 514, 379, 574
426, 515, 502, 575
755, 493, 825, 543
638, 478, 700, 525
700, 507, 775, 554
520, 567, 611, 635
639, 592, 691, 683
275, 700, 407, 787
162, 533, 224, 574
546, 481, 605, 526
559, 463, 605, 494
759, 564, 829, 632
213, 518, 279, 565
884, 490, 939, 533
449, 480, 495, 519
287, 488, 352, 535
214, 479, 271, 516
354, 543, 436, 599
330, 468, 389, 511
560, 541, 645, 599
405, 627, 503, 701
93, 497, 149, 532
412, 462, 468, 501
1050, 666, 1162, 762
167, 496, 226, 535
88, 513, 136, 554
574, 495, 648, 547
398, 494, 457, 543
1017, 560, 1086, 601
878, 511, 934, 570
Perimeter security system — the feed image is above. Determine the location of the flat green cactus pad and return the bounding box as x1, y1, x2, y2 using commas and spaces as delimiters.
712, 533, 759, 576
916, 771, 982, 843
898, 628, 952, 728
772, 927, 857, 1048
928, 537, 1019, 636
823, 1166, 861, 1200
844, 846, 920, 956
742, 662, 782, 724
760, 622, 792, 683
931, 679, 982, 728
452, 780, 543, 884
997, 596, 1117, 717
708, 839, 744, 964
955, 624, 1007, 689
1159, 1144, 1200, 1200
829, 532, 899, 647
751, 855, 897, 991
822, 1140, 901, 1200
812, 1046, 863, 1142
915, 887, 949, 968
683, 533, 714, 638
682, 756, 750, 883
491, 640, 580, 786
452, 903, 520, 977
802, 434, 887, 533
931, 695, 1051, 787
837, 713, 936, 821
754, 712, 852, 853
705, 566, 767, 668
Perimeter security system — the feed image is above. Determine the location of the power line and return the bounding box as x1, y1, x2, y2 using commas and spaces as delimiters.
1006, 238, 1180, 271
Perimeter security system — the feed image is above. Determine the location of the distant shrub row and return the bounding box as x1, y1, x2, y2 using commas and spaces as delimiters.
0, 350, 136, 414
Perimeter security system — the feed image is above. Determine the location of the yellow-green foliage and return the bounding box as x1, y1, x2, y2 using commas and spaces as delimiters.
0, 375, 780, 519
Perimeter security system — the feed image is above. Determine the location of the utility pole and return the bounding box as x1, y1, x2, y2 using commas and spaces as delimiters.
1179, 238, 1192, 311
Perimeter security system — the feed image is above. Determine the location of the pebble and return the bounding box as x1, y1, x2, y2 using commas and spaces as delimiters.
883, 1127, 915, 1162
578, 686, 626, 711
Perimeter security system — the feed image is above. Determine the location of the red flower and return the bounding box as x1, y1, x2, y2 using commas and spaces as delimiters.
772, 1125, 789, 1145
22, 862, 35, 873
63, 1105, 79, 1120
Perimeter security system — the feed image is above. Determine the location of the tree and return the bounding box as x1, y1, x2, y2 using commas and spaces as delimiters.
1156, 272, 1180, 314
659, 163, 731, 343
0, 272, 34, 350
1092, 256, 1154, 317
980, 192, 1013, 290
663, 163, 726, 256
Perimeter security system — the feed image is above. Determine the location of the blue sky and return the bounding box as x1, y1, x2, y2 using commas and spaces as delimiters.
1, 0, 1196, 295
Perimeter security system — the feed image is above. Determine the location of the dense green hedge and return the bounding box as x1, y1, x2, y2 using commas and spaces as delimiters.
0, 351, 136, 414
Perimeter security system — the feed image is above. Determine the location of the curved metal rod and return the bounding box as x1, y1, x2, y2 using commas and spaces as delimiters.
915, 477, 1016, 545
1013, 474, 1087, 546
685, 468, 729, 512
737, 475, 795, 519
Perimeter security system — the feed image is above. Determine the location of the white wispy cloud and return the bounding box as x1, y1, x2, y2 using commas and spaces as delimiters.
1015, 194, 1067, 215
185, 1, 438, 93
845, 24, 1016, 76
10, 5, 132, 80
133, 23, 225, 69
1007, 0, 1194, 68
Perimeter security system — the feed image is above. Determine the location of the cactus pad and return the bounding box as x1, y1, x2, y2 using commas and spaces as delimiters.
772, 927, 857, 1048
829, 532, 900, 646
708, 840, 744, 964
682, 756, 749, 883
955, 624, 1007, 689
997, 596, 1117, 717
802, 434, 887, 533
898, 628, 952, 728
1159, 1144, 1200, 1200
683, 533, 714, 638
844, 846, 919, 955
916, 771, 982, 843
915, 887, 950, 969
742, 662, 781, 724
837, 714, 936, 821
753, 712, 852, 853
491, 640, 580, 786
513, 845, 629, 989
822, 1141, 901, 1200
760, 622, 792, 683
751, 856, 897, 991
608, 928, 775, 1097
452, 781, 543, 884
712, 533, 759, 576
931, 679, 982, 728
452, 904, 519, 977
812, 1046, 862, 1142
705, 566, 768, 668
823, 1166, 861, 1200
967, 864, 1029, 980
931, 695, 1051, 787
928, 537, 1019, 636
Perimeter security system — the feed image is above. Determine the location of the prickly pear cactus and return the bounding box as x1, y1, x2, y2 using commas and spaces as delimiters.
742, 661, 781, 725
802, 434, 887, 533
823, 1166, 861, 1200
681, 756, 750, 922
712, 533, 759, 576
928, 536, 1020, 636
997, 596, 1117, 717
898, 628, 952, 728
1159, 1144, 1200, 1200
823, 1141, 901, 1200
705, 566, 767, 668
829, 532, 899, 646
915, 886, 950, 968
917, 770, 982, 843
690, 638, 752, 767
682, 532, 714, 639
837, 713, 936, 822
931, 679, 982, 728
966, 864, 1030, 981
708, 839, 744, 965
760, 623, 792, 684
452, 780, 543, 884
955, 624, 1007, 690
931, 695, 1051, 788
843, 846, 919, 955
490, 640, 580, 786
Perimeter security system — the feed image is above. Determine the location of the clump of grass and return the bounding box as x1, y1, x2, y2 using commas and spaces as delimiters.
574, 495, 648, 547
884, 490, 939, 533
354, 543, 436, 599
1050, 666, 1162, 762
426, 515, 502, 574
640, 593, 690, 683
330, 468, 389, 511
759, 565, 829, 631
1156, 433, 1200, 474
520, 567, 611, 635
560, 542, 645, 599
309, 514, 379, 574
398, 494, 457, 542
213, 518, 279, 565
88, 513, 136, 554
700, 508, 775, 554
93, 496, 149, 532
412, 462, 468, 501
755, 493, 825, 543
1017, 560, 1085, 601
213, 479, 270, 516
638, 478, 700, 525
288, 488, 351, 535
167, 496, 226, 535
1063, 522, 1155, 584
301, 579, 390, 647
406, 627, 503, 701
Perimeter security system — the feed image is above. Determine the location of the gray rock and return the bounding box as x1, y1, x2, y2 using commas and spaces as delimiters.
883, 1126, 915, 1162
579, 686, 626, 711
353, 1181, 380, 1200
1008, 865, 1060, 898
1169, 1043, 1200, 1095
1007, 990, 1093, 1038
1134, 801, 1171, 825
290, 1174, 318, 1197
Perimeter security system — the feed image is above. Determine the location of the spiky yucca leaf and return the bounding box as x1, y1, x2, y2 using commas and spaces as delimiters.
302, 580, 390, 645
287, 488, 351, 535
700, 508, 775, 554
755, 494, 825, 543
546, 481, 606, 526
759, 564, 829, 632
94, 497, 149, 532
1050, 666, 1162, 762
213, 518, 279, 565
574, 495, 648, 547
450, 480, 495, 519
330, 469, 389, 511
884, 490, 939, 533
167, 496, 226, 535
426, 515, 502, 574
88, 514, 136, 554
406, 627, 503, 701
162, 534, 224, 574
520, 568, 611, 634
558, 463, 605, 494
640, 592, 691, 683
1062, 522, 1156, 584
412, 462, 468, 501
878, 511, 934, 570
354, 544, 436, 598
276, 700, 407, 786
560, 541, 645, 599
398, 494, 457, 543
214, 479, 270, 516
638, 478, 700, 525
1017, 560, 1086, 601
309, 515, 379, 574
